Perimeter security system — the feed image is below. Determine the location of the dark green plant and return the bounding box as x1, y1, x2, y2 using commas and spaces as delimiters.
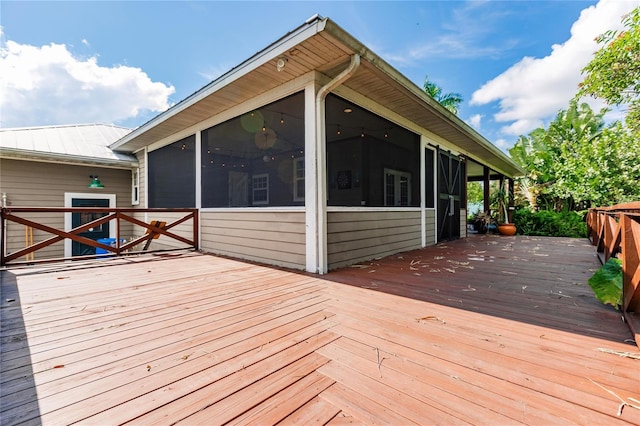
588, 258, 623, 309
513, 209, 587, 238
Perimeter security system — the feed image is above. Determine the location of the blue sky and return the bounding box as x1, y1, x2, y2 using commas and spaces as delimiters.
1, 0, 638, 151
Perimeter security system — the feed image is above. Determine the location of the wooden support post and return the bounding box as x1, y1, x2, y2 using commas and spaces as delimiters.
483, 166, 490, 214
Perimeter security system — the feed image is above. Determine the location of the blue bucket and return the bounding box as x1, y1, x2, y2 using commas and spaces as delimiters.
96, 238, 116, 255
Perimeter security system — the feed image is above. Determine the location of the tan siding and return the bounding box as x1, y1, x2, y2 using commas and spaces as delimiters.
1, 158, 133, 260
460, 208, 467, 238
327, 210, 421, 270
200, 210, 305, 270
135, 151, 146, 207
424, 209, 436, 246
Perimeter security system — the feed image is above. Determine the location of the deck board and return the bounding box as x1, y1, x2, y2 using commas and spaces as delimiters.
1, 236, 639, 425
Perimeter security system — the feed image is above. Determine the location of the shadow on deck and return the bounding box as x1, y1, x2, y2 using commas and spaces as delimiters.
326, 234, 632, 344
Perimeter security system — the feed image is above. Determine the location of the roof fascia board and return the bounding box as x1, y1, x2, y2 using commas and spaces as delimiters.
322, 19, 523, 177
110, 17, 328, 152
0, 149, 138, 169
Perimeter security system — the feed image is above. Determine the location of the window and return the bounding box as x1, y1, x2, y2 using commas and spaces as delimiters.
200, 92, 305, 208
425, 148, 435, 208
148, 135, 196, 208
131, 168, 140, 205
252, 174, 269, 205
325, 94, 420, 207
384, 168, 411, 206
293, 157, 305, 202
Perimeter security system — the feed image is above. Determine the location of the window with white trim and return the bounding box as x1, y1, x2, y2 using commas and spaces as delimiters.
384, 168, 411, 206
293, 157, 305, 202
131, 168, 140, 205
252, 173, 269, 205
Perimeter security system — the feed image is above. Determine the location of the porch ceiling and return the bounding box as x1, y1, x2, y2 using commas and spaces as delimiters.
111, 17, 522, 178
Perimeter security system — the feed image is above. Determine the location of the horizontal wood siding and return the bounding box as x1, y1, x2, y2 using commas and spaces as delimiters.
327, 210, 421, 270
424, 208, 436, 246
201, 211, 306, 270
460, 208, 467, 238
0, 159, 133, 260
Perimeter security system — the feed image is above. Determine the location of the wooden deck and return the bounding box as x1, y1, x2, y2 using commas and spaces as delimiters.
1, 235, 639, 425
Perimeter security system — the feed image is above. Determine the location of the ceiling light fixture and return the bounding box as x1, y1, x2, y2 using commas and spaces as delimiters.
276, 57, 288, 72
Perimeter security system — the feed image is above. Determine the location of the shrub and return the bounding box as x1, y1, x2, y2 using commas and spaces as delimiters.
513, 209, 587, 238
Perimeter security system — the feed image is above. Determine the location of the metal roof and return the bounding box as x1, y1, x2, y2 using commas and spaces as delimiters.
0, 124, 137, 168
110, 15, 523, 178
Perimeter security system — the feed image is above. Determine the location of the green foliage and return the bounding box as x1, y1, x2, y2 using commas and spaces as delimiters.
513, 209, 587, 238
560, 122, 640, 207
423, 75, 463, 115
588, 258, 623, 309
579, 7, 640, 131
467, 181, 484, 204
509, 100, 640, 210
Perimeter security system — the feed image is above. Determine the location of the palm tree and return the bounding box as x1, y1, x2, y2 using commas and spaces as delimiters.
423, 75, 463, 115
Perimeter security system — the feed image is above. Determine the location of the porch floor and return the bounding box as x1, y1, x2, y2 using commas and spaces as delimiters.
1, 235, 639, 425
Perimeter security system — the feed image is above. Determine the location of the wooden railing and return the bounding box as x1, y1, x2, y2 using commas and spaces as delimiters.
1, 208, 198, 266
587, 202, 640, 346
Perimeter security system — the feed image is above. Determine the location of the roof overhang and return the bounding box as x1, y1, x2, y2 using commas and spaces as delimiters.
0, 148, 138, 169
111, 15, 523, 178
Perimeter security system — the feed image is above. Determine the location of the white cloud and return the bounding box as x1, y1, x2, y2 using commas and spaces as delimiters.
493, 138, 511, 151
471, 0, 639, 136
0, 38, 175, 128
467, 113, 483, 130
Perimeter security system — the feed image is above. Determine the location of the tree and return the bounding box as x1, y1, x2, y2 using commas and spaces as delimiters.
423, 75, 463, 115
579, 7, 640, 131
509, 101, 619, 210
561, 122, 640, 207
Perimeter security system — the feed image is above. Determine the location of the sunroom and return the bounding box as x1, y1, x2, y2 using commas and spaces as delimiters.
110, 15, 522, 273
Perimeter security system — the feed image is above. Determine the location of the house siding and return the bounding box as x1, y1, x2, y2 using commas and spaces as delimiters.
327, 209, 422, 270
424, 208, 436, 246
200, 210, 306, 270
0, 158, 133, 261
460, 208, 467, 238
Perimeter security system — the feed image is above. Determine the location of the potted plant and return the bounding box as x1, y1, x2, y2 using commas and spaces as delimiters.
492, 184, 517, 236
470, 211, 493, 234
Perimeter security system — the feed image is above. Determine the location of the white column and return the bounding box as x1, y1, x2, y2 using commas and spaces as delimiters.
304, 82, 319, 273
195, 131, 202, 209
420, 135, 427, 247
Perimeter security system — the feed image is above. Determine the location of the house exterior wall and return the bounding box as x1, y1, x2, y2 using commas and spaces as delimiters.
200, 210, 306, 270
0, 158, 133, 261
460, 208, 468, 238
136, 78, 471, 273
424, 208, 437, 246
327, 209, 422, 270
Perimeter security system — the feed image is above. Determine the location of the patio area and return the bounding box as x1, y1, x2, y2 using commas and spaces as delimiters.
1, 235, 639, 425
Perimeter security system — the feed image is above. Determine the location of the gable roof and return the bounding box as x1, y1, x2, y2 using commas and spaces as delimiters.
111, 15, 522, 178
0, 123, 137, 168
